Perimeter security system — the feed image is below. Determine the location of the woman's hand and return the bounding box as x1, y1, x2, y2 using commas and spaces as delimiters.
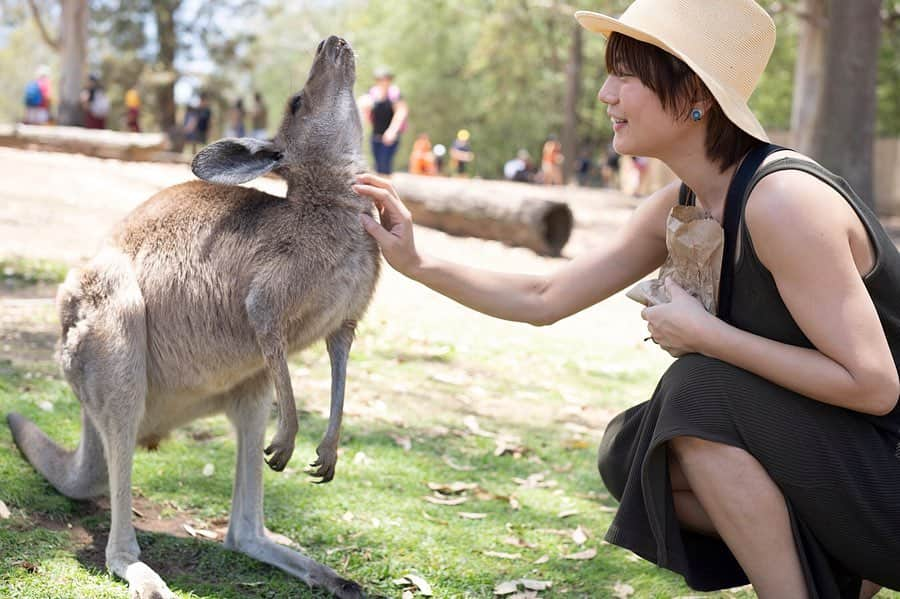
641, 277, 719, 357
353, 173, 421, 276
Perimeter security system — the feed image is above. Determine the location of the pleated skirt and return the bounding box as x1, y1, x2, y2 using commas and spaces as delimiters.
598, 353, 900, 598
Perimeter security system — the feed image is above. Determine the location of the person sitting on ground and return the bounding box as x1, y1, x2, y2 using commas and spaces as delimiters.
353, 1, 900, 597
503, 148, 534, 183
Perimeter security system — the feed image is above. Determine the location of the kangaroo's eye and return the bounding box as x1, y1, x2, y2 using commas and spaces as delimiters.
290, 95, 303, 115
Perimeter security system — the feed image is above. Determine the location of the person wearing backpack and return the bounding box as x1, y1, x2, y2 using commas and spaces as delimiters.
80, 74, 109, 129
23, 66, 52, 125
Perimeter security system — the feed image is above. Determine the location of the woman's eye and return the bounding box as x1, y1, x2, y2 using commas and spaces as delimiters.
290, 96, 303, 115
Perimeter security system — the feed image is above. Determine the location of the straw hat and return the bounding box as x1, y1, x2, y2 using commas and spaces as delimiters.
575, 0, 775, 142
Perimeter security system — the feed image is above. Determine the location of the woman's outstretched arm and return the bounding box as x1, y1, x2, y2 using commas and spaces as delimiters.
354, 173, 674, 326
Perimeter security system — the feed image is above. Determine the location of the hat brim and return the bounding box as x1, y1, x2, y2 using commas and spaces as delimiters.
575, 10, 769, 143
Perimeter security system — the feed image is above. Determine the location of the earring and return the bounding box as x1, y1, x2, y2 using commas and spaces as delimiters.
691, 108, 703, 122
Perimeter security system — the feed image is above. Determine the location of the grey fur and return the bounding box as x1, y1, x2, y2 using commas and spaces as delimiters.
7, 36, 375, 599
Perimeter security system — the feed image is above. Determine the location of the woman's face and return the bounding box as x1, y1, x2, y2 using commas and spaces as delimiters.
597, 73, 692, 158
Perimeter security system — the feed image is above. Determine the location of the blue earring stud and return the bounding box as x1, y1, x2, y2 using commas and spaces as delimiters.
691, 108, 703, 122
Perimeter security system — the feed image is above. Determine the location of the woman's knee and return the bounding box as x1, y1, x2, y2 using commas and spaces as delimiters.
669, 435, 753, 474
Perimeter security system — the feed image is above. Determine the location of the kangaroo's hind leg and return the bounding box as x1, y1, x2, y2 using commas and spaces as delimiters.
14, 255, 174, 598
223, 375, 366, 599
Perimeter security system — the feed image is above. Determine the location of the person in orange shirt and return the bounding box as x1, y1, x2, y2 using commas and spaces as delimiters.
409, 133, 437, 175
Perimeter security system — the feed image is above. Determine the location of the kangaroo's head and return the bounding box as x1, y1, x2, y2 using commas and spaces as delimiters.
191, 35, 363, 186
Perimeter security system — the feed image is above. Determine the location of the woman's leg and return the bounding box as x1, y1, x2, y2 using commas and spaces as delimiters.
668, 436, 807, 599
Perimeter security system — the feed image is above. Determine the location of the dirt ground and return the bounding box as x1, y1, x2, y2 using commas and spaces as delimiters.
0, 146, 650, 371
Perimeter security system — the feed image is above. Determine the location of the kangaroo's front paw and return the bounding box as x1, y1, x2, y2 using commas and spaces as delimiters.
264, 431, 295, 472
308, 442, 338, 483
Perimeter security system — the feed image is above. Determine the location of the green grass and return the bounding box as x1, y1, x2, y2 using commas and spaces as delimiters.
0, 256, 69, 287
0, 296, 895, 598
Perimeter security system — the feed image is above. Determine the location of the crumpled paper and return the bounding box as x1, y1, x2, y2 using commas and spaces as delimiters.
626, 204, 723, 313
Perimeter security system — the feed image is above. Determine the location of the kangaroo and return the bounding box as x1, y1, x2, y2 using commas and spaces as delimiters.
7, 35, 376, 599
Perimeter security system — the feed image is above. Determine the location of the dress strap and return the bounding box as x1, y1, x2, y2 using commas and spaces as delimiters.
717, 143, 786, 322
678, 183, 695, 206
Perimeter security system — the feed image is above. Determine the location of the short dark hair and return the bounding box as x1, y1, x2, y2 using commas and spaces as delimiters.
604, 32, 762, 172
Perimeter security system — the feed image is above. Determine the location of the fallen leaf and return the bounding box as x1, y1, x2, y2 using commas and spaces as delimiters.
612, 581, 635, 598
494, 580, 520, 595
521, 579, 552, 591
502, 536, 537, 549
131, 507, 144, 518
393, 573, 433, 596
427, 481, 478, 494
421, 511, 448, 525
423, 495, 468, 506
572, 525, 588, 545
38, 401, 53, 412
598, 505, 618, 513
0, 500, 11, 520
14, 560, 38, 573
390, 434, 412, 451
459, 512, 487, 520
557, 509, 579, 519
183, 523, 198, 537
463, 415, 495, 438
533, 554, 550, 564
442, 455, 474, 471
202, 463, 215, 477
353, 451, 373, 466
484, 550, 521, 560
194, 528, 218, 540
563, 548, 597, 560
342, 511, 354, 522
402, 591, 414, 599
509, 496, 521, 510
562, 438, 591, 449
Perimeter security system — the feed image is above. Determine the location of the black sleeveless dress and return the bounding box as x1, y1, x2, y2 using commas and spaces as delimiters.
597, 145, 900, 598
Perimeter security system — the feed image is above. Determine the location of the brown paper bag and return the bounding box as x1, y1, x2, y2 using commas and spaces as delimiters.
626, 205, 723, 312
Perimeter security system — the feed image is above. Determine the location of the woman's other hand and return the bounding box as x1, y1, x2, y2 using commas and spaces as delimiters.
641, 277, 718, 357
354, 173, 421, 276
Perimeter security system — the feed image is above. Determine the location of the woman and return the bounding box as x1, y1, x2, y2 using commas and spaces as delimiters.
353, 1, 900, 597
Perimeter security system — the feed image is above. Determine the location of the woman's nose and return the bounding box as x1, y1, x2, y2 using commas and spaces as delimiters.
597, 77, 617, 105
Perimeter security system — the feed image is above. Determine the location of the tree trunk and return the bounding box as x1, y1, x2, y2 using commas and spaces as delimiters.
153, 1, 180, 132
562, 22, 582, 184
790, 0, 825, 152
808, 0, 882, 208
390, 174, 574, 256
57, 0, 89, 126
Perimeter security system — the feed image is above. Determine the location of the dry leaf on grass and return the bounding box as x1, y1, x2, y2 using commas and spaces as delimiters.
402, 591, 415, 599
427, 481, 478, 494
423, 495, 468, 506
484, 550, 522, 560
561, 438, 592, 450
494, 437, 528, 458
442, 454, 475, 471
462, 415, 496, 438
612, 581, 635, 598
393, 573, 433, 596
421, 511, 449, 525
502, 536, 537, 549
202, 463, 214, 477
182, 523, 217, 540
572, 525, 589, 545
0, 500, 11, 520
352, 451, 373, 466
512, 473, 557, 489
13, 560, 38, 573
562, 548, 597, 560
557, 509, 579, 519
494, 579, 553, 596
533, 554, 550, 564
459, 512, 487, 520
390, 434, 412, 451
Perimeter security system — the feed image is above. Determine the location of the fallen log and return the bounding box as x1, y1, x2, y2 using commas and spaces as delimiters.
390, 173, 574, 256
0, 124, 168, 162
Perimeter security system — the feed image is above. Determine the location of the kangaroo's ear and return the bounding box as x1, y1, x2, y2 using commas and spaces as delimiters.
191, 138, 284, 185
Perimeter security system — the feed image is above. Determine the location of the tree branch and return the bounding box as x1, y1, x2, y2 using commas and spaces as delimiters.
27, 0, 59, 51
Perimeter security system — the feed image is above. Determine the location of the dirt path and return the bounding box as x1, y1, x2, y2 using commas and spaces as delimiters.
0, 146, 650, 368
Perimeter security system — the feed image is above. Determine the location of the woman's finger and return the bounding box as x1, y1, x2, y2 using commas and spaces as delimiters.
355, 174, 411, 217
